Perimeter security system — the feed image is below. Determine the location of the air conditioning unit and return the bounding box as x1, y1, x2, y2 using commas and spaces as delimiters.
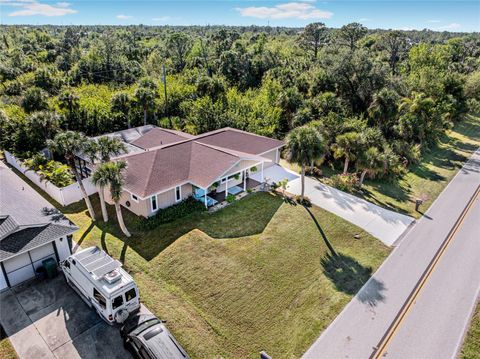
104, 269, 122, 284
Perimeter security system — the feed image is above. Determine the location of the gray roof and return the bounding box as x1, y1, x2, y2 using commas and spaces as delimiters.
0, 224, 76, 261
0, 163, 78, 261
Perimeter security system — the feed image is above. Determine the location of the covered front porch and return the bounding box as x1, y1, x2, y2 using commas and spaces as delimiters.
193, 161, 267, 208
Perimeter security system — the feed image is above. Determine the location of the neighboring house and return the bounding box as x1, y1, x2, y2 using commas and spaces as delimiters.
0, 162, 78, 290
77, 126, 284, 217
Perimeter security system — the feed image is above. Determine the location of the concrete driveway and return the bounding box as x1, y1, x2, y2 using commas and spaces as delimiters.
0, 275, 131, 359
254, 165, 415, 246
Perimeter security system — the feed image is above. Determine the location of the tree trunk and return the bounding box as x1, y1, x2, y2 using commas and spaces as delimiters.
301, 165, 306, 201
69, 157, 96, 221
143, 108, 147, 126
98, 186, 108, 222
114, 202, 131, 237
343, 157, 350, 174
126, 110, 131, 129
359, 170, 367, 187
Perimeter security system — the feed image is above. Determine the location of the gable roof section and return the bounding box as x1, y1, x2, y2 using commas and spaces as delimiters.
123, 141, 241, 197
194, 128, 284, 155
131, 128, 193, 150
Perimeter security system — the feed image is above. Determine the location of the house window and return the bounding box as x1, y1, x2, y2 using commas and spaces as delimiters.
220, 177, 227, 184
131, 194, 139, 202
175, 186, 181, 202
151, 195, 158, 212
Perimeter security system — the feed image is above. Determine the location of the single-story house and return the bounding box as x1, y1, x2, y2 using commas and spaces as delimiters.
0, 162, 78, 290
78, 126, 284, 217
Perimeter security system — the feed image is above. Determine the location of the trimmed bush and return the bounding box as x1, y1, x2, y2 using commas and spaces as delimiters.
294, 195, 311, 206
327, 174, 358, 192
226, 194, 236, 203
137, 196, 206, 230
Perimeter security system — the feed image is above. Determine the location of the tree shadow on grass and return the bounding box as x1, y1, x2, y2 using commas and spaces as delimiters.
303, 205, 337, 256
321, 253, 386, 307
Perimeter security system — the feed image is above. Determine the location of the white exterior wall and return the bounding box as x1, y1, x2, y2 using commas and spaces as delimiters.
55, 236, 72, 261
261, 149, 279, 168
0, 267, 8, 291
4, 151, 98, 207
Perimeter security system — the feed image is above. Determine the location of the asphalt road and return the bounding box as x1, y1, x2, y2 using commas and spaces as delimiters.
302, 149, 480, 359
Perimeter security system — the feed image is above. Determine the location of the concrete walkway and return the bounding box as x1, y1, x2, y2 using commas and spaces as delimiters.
254, 165, 415, 246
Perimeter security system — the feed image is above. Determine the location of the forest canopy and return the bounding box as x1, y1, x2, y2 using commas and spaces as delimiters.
1, 24, 479, 180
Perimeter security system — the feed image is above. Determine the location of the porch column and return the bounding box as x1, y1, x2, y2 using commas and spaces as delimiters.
243, 170, 247, 191
225, 177, 229, 198
204, 188, 208, 208
261, 162, 264, 183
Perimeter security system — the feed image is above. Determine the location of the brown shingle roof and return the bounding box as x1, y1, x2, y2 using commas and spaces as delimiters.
194, 128, 284, 155
130, 128, 193, 150
120, 127, 284, 198
123, 141, 243, 197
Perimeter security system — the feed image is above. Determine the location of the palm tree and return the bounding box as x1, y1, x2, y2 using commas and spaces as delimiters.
47, 131, 96, 221
398, 92, 437, 145
356, 147, 384, 188
331, 131, 361, 174
27, 111, 61, 140
286, 126, 325, 201
111, 92, 132, 128
92, 161, 131, 237
134, 78, 158, 126
58, 90, 79, 129
84, 137, 126, 222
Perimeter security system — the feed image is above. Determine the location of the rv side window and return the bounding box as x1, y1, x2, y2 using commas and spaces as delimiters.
93, 288, 106, 309
125, 288, 137, 302
112, 295, 124, 309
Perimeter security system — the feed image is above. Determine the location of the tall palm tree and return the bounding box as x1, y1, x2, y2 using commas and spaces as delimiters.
286, 126, 325, 201
331, 131, 361, 174
356, 147, 384, 187
58, 90, 79, 129
47, 131, 96, 221
111, 92, 132, 128
84, 137, 126, 222
92, 161, 131, 237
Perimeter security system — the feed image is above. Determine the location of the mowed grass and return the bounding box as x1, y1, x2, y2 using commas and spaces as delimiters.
460, 303, 480, 359
0, 327, 17, 359
62, 191, 388, 358
6, 166, 390, 358
282, 114, 480, 218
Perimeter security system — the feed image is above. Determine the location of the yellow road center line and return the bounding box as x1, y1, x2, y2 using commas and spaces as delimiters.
371, 185, 480, 359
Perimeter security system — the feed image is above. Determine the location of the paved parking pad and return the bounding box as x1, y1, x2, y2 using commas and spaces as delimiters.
0, 275, 131, 359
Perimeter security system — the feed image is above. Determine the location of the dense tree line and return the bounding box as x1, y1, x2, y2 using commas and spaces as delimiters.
1, 24, 479, 183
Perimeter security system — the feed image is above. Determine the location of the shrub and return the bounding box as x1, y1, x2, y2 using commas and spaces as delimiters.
327, 174, 358, 192
305, 166, 323, 177
226, 194, 236, 203
294, 195, 311, 206
23, 153, 48, 171
137, 196, 206, 230
37, 161, 73, 187
24, 154, 74, 187
246, 188, 253, 193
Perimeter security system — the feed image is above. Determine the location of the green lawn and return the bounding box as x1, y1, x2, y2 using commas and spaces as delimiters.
460, 303, 480, 359
282, 114, 480, 219
11, 166, 390, 359
0, 328, 17, 359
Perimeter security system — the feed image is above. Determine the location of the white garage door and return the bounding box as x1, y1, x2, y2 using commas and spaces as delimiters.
3, 243, 56, 287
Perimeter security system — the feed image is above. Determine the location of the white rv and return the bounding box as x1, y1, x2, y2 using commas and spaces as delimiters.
61, 246, 140, 324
